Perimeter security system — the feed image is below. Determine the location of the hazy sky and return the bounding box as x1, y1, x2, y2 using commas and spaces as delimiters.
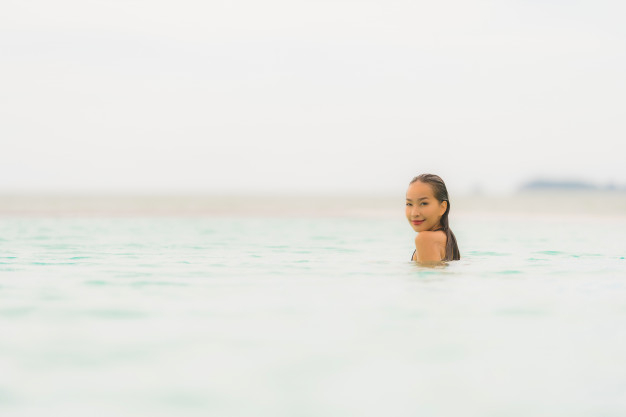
2, 0, 625, 195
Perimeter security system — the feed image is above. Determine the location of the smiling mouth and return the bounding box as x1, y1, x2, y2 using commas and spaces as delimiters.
412, 220, 425, 224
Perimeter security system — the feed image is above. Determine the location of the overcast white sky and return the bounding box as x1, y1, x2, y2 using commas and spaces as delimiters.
1, 0, 625, 196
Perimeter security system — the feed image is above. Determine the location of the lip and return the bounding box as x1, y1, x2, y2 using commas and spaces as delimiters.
412, 220, 425, 225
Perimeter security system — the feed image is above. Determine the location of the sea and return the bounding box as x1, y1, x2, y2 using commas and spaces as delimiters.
1, 192, 625, 417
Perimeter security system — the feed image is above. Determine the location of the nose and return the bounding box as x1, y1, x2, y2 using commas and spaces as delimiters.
411, 205, 420, 217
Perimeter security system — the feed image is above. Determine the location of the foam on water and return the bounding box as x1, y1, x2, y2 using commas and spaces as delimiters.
1, 213, 626, 417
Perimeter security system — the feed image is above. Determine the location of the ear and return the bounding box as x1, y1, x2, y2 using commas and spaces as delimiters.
439, 200, 448, 216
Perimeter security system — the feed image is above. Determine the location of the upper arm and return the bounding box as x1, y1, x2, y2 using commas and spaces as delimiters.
414, 231, 445, 262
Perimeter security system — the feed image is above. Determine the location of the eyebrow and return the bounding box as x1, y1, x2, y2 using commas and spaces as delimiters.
406, 196, 430, 201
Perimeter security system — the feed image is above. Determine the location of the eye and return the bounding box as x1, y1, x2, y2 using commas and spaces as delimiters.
420, 202, 428, 206
405, 203, 412, 206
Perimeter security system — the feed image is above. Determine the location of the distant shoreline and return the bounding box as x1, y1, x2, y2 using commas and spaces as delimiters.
1, 191, 625, 218
519, 180, 625, 192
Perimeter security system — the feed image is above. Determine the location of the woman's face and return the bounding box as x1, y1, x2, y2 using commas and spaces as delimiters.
406, 181, 448, 232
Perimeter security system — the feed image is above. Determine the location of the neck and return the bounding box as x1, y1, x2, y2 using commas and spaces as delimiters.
429, 223, 444, 232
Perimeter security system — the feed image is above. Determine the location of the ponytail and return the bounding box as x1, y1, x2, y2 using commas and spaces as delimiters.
439, 200, 460, 261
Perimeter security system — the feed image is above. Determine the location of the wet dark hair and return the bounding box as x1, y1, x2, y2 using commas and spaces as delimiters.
409, 173, 461, 261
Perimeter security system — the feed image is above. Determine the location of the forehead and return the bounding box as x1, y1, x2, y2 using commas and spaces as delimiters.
406, 181, 435, 198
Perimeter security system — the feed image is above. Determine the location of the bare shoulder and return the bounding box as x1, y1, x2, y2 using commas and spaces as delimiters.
415, 230, 447, 244
414, 230, 447, 262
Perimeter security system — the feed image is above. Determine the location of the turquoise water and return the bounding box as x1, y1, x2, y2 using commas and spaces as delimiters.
1, 215, 626, 416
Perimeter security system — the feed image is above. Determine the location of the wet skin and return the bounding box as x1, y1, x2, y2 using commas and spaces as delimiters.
406, 181, 448, 262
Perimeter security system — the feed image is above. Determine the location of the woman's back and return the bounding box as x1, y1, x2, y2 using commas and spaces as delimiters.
411, 230, 447, 261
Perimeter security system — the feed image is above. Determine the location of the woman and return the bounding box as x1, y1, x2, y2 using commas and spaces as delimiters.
406, 174, 461, 262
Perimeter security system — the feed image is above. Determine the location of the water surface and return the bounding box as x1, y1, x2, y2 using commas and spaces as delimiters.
1, 214, 625, 417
